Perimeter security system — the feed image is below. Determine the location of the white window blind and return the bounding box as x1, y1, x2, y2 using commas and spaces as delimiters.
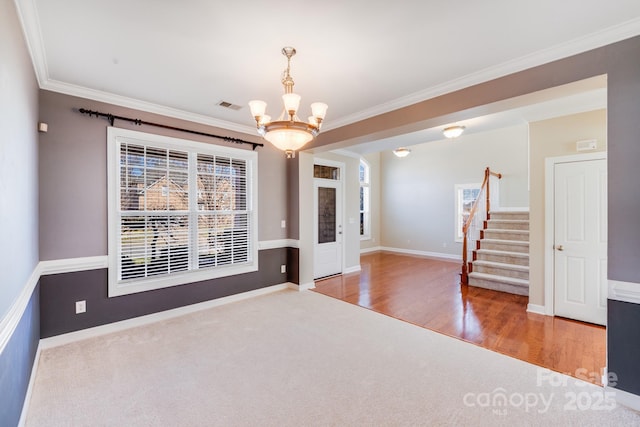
108, 127, 258, 297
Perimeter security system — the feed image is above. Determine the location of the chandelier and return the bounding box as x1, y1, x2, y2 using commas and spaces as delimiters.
249, 47, 328, 158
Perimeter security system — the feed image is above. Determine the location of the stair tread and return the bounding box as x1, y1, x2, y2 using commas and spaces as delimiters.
475, 249, 529, 257
484, 229, 529, 234
472, 260, 529, 271
489, 210, 530, 214
487, 219, 529, 223
468, 272, 529, 286
481, 239, 529, 246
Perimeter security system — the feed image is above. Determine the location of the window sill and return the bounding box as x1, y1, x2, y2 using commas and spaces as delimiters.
108, 260, 258, 297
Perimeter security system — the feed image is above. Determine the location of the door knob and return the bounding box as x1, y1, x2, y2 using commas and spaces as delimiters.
555, 245, 564, 251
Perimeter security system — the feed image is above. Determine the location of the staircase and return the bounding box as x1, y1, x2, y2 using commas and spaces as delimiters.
468, 211, 529, 296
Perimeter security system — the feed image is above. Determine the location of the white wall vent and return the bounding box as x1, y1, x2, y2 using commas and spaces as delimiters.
576, 139, 597, 151
217, 101, 243, 111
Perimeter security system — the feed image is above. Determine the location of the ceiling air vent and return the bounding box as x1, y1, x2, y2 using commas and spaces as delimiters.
217, 101, 243, 111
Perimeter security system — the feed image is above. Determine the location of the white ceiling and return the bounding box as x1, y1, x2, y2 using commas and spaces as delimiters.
14, 0, 640, 149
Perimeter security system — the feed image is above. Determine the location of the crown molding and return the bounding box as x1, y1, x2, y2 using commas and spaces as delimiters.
15, 0, 640, 133
326, 17, 640, 130
13, 0, 48, 83
14, 0, 256, 135
41, 79, 257, 135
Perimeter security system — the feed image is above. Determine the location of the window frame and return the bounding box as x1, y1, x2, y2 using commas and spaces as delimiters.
107, 127, 258, 297
454, 183, 481, 243
359, 159, 371, 240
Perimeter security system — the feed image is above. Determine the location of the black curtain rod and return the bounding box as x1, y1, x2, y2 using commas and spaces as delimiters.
77, 108, 263, 150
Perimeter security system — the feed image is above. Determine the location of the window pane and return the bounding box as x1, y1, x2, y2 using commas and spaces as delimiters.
314, 165, 340, 180
111, 129, 257, 297
169, 150, 188, 170
318, 187, 336, 244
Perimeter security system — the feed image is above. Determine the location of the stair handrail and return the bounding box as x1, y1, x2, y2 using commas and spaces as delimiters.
461, 167, 502, 285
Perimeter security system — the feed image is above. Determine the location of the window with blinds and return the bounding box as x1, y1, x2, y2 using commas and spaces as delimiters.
107, 127, 258, 297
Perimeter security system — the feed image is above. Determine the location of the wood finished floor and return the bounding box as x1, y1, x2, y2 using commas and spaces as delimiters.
313, 252, 606, 386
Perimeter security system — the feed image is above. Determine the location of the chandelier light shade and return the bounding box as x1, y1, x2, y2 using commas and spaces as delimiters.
249, 47, 328, 158
443, 125, 465, 139
393, 147, 411, 158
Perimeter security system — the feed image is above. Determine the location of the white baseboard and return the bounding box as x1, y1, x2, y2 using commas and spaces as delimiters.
290, 282, 316, 291
608, 280, 640, 305
40, 283, 291, 349
606, 386, 640, 412
360, 246, 382, 254
18, 342, 41, 427
526, 304, 546, 315
343, 265, 361, 275
378, 246, 462, 261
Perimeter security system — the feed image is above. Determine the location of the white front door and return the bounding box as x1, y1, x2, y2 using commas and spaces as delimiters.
314, 180, 343, 279
554, 158, 607, 325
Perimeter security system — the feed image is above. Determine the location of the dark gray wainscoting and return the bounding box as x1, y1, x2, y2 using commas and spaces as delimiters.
41, 248, 289, 338
608, 299, 640, 395
0, 284, 40, 427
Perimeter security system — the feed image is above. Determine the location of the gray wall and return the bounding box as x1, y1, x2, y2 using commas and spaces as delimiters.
0, 0, 39, 320
40, 249, 287, 338
38, 90, 289, 260
0, 286, 39, 427
0, 0, 40, 424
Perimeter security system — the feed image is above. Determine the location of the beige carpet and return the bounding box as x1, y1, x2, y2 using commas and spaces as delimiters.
26, 289, 640, 426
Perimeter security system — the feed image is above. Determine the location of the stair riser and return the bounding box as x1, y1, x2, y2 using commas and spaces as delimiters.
482, 230, 529, 241
471, 264, 529, 280
489, 213, 529, 221
485, 221, 529, 231
468, 277, 529, 296
475, 252, 529, 266
480, 242, 529, 253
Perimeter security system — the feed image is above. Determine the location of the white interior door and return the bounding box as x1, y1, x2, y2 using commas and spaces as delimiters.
554, 159, 607, 325
314, 180, 342, 279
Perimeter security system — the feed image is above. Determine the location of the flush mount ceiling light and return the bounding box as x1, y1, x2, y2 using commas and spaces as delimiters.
393, 147, 411, 158
249, 47, 328, 158
443, 125, 465, 139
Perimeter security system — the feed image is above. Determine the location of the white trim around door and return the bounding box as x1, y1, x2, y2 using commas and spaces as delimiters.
544, 151, 607, 316
313, 158, 346, 279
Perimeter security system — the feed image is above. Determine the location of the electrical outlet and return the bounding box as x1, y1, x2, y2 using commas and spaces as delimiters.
75, 300, 86, 314
281, 220, 286, 228
281, 264, 286, 274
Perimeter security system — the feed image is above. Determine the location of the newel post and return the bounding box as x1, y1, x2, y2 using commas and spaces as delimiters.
461, 234, 469, 285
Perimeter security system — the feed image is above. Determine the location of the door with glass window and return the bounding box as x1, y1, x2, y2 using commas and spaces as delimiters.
314, 179, 343, 279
